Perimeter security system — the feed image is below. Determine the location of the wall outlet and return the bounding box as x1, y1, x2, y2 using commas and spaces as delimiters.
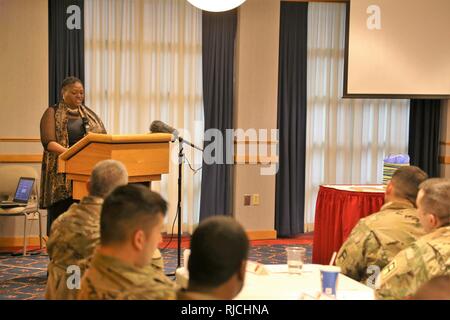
244, 194, 251, 206
252, 194, 260, 206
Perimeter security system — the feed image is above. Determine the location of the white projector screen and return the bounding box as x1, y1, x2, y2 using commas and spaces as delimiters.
345, 0, 450, 98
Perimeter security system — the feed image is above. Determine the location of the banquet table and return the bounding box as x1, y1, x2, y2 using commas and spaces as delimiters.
176, 264, 374, 300
312, 185, 385, 265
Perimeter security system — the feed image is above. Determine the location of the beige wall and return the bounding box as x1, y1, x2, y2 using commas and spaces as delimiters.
440, 100, 450, 178
0, 0, 48, 239
233, 0, 280, 233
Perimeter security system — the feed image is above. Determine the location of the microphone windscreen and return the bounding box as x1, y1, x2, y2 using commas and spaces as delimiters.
150, 120, 178, 137
150, 120, 164, 133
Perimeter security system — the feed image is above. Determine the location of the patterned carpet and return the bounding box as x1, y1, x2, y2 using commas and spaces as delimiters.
0, 236, 312, 300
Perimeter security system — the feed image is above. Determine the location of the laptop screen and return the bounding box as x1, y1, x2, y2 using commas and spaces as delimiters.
13, 177, 35, 203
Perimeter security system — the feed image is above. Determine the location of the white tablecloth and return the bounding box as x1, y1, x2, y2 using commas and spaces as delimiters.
176, 264, 374, 300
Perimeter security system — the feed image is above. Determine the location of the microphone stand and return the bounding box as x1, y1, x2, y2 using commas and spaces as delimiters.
152, 127, 203, 277
175, 136, 203, 271
176, 137, 184, 270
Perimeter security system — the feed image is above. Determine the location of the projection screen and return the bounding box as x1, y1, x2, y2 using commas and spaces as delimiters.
345, 0, 450, 98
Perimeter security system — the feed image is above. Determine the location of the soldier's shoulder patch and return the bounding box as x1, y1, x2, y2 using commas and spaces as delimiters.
381, 260, 397, 281
405, 247, 416, 260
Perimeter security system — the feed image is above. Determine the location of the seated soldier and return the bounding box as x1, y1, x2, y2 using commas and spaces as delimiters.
78, 184, 176, 300
376, 178, 450, 299
46, 160, 129, 300
412, 275, 450, 300
177, 216, 249, 300
336, 166, 428, 284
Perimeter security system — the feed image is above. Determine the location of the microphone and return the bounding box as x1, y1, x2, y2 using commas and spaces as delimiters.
150, 120, 179, 139
149, 120, 203, 151
82, 115, 90, 134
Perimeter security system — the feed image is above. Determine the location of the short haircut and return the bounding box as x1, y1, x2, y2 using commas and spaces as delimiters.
90, 160, 128, 198
61, 76, 83, 91
391, 166, 428, 205
413, 275, 450, 300
419, 178, 450, 222
188, 216, 249, 288
100, 184, 168, 246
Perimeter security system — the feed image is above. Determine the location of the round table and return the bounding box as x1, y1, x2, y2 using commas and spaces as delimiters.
176, 264, 374, 300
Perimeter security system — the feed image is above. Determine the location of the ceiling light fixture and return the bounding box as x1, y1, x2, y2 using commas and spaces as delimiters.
187, 0, 247, 12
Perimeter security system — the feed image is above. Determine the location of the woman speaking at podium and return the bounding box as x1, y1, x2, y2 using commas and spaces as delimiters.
39, 76, 106, 235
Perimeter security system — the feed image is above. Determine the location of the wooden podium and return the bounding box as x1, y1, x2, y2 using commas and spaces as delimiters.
58, 133, 172, 200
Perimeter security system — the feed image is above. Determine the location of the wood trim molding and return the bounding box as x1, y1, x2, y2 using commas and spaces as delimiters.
0, 137, 40, 142
246, 230, 277, 241
440, 156, 450, 164
234, 155, 279, 164
0, 236, 42, 248
0, 154, 43, 163
234, 140, 278, 145
0, 233, 277, 245
304, 223, 315, 233
0, 233, 277, 246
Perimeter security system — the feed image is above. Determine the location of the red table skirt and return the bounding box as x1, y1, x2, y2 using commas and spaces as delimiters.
312, 185, 385, 265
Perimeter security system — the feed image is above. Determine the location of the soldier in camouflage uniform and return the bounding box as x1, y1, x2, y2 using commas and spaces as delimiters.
78, 251, 175, 300
45, 160, 129, 300
336, 166, 428, 283
178, 216, 249, 300
376, 179, 450, 299
78, 184, 176, 300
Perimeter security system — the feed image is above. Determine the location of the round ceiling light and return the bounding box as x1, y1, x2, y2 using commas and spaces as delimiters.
187, 0, 247, 12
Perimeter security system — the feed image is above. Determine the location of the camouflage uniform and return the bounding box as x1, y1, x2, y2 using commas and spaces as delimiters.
151, 246, 164, 270
78, 252, 176, 300
45, 196, 165, 300
336, 201, 426, 283
376, 225, 450, 300
45, 196, 103, 300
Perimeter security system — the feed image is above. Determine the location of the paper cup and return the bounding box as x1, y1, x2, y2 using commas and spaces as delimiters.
320, 266, 341, 297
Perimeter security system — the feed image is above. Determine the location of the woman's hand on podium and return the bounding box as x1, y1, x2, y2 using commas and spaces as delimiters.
47, 141, 68, 155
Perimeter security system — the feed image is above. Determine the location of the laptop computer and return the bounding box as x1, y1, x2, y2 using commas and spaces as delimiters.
0, 177, 35, 208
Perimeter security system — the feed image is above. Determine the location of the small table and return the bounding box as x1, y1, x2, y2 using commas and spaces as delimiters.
176, 264, 374, 300
312, 185, 385, 265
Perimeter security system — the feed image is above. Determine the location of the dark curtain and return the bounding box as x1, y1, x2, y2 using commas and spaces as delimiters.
199, 10, 237, 220
408, 99, 442, 177
275, 2, 308, 237
49, 0, 85, 105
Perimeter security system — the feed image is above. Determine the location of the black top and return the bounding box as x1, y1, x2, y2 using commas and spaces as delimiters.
68, 118, 86, 147
40, 106, 87, 150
